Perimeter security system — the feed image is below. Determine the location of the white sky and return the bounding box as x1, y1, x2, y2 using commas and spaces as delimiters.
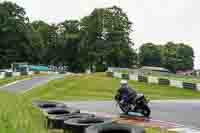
3, 0, 200, 69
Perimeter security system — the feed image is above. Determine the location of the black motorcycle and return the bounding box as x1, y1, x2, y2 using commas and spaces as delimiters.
115, 93, 151, 117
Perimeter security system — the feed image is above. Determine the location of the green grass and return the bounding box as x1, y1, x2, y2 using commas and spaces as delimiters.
24, 73, 200, 101
0, 91, 47, 133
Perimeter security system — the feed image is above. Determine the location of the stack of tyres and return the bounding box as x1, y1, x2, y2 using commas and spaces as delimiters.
86, 122, 146, 133
44, 107, 80, 128
32, 100, 67, 111
47, 113, 95, 129
32, 100, 81, 129
64, 117, 111, 133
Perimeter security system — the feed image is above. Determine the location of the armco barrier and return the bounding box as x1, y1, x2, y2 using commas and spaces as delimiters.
182, 82, 197, 90
138, 76, 148, 83
158, 78, 170, 85
148, 76, 158, 84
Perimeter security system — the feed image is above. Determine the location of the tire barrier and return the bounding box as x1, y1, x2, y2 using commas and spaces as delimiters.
109, 72, 200, 92
182, 82, 197, 90
106, 72, 113, 77
158, 78, 170, 85
44, 107, 80, 117
20, 71, 28, 76
138, 76, 148, 83
59, 71, 66, 74
122, 74, 129, 80
34, 71, 40, 74
47, 113, 95, 129
63, 117, 110, 133
32, 100, 67, 110
86, 122, 146, 133
5, 72, 12, 77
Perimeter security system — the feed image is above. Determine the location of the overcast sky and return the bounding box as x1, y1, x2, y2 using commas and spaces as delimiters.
5, 0, 200, 69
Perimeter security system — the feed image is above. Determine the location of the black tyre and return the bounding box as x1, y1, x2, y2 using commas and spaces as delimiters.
47, 113, 95, 129
32, 100, 67, 110
44, 107, 80, 128
64, 117, 110, 133
44, 107, 80, 117
86, 122, 145, 133
135, 105, 151, 117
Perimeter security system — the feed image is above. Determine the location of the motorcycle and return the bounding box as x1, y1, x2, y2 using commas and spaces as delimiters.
115, 93, 151, 117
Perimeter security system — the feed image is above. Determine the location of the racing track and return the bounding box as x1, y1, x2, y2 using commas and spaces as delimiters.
65, 101, 200, 129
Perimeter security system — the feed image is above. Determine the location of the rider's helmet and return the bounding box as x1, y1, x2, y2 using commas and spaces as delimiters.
120, 80, 128, 88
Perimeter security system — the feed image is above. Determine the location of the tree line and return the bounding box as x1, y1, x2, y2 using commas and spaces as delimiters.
139, 42, 194, 72
0, 2, 194, 73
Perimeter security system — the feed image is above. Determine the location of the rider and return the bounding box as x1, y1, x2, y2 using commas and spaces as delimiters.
116, 80, 137, 104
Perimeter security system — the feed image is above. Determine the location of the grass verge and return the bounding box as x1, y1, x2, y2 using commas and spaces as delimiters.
24, 73, 200, 101
0, 91, 47, 133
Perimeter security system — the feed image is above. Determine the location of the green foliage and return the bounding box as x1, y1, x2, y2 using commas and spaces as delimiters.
0, 92, 47, 133
0, 2, 137, 72
139, 42, 194, 72
0, 1, 194, 73
139, 43, 162, 67
162, 42, 194, 72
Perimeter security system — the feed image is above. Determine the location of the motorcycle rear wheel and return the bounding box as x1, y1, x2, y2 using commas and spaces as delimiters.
135, 104, 151, 117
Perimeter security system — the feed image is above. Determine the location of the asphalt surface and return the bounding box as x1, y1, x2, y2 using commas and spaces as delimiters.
65, 101, 200, 129
0, 74, 65, 93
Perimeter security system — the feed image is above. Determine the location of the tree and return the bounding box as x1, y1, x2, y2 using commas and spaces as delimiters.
139, 43, 162, 67
162, 42, 194, 72
80, 6, 137, 71
175, 43, 194, 70
0, 2, 31, 68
